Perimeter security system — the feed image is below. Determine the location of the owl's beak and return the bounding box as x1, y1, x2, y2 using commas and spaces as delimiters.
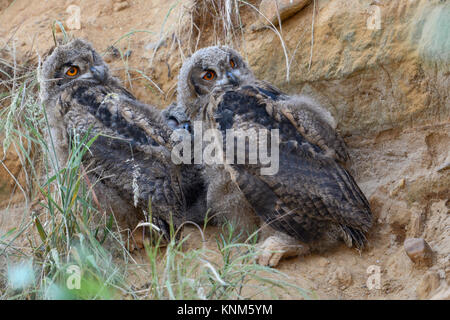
226, 71, 239, 86
90, 65, 107, 83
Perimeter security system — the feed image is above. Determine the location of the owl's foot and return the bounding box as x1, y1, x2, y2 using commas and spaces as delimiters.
257, 235, 309, 267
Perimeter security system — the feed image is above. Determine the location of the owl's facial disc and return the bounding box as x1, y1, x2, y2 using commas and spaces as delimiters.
190, 54, 246, 96
177, 46, 256, 118
55, 49, 107, 87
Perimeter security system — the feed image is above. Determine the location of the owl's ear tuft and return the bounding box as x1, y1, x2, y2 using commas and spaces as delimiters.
44, 45, 57, 61
91, 49, 104, 65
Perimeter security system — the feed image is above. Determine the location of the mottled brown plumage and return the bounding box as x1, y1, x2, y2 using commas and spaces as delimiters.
161, 103, 208, 225
162, 102, 258, 233
40, 39, 186, 250
177, 46, 372, 266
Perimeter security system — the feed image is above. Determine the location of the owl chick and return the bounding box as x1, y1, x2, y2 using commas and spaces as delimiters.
176, 46, 372, 267
161, 102, 208, 225
163, 102, 260, 235
40, 38, 186, 250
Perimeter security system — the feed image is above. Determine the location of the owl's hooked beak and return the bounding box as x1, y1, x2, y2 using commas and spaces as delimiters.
226, 71, 239, 86
90, 65, 108, 83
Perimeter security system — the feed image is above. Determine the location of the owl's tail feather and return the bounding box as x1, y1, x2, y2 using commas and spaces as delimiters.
340, 224, 368, 249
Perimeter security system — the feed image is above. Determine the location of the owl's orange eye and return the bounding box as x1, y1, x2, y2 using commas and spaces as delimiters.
230, 59, 236, 68
66, 66, 79, 77
202, 70, 216, 81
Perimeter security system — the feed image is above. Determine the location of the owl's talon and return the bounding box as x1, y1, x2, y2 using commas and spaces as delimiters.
257, 235, 309, 267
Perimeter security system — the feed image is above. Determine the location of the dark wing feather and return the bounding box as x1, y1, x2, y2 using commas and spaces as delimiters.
255, 148, 371, 244
246, 80, 349, 163
58, 81, 186, 235
213, 88, 372, 247
253, 80, 286, 101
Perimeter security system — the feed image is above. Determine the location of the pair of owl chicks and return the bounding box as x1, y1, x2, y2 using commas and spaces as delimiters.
40, 39, 372, 266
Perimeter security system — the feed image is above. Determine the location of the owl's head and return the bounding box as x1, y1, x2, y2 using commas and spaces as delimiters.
40, 38, 112, 104
177, 46, 254, 116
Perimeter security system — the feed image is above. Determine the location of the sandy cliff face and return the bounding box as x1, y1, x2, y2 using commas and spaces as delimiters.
235, 0, 449, 299
0, 0, 448, 299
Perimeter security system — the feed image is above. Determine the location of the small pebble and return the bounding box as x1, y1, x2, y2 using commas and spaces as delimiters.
404, 238, 433, 267
114, 1, 130, 12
